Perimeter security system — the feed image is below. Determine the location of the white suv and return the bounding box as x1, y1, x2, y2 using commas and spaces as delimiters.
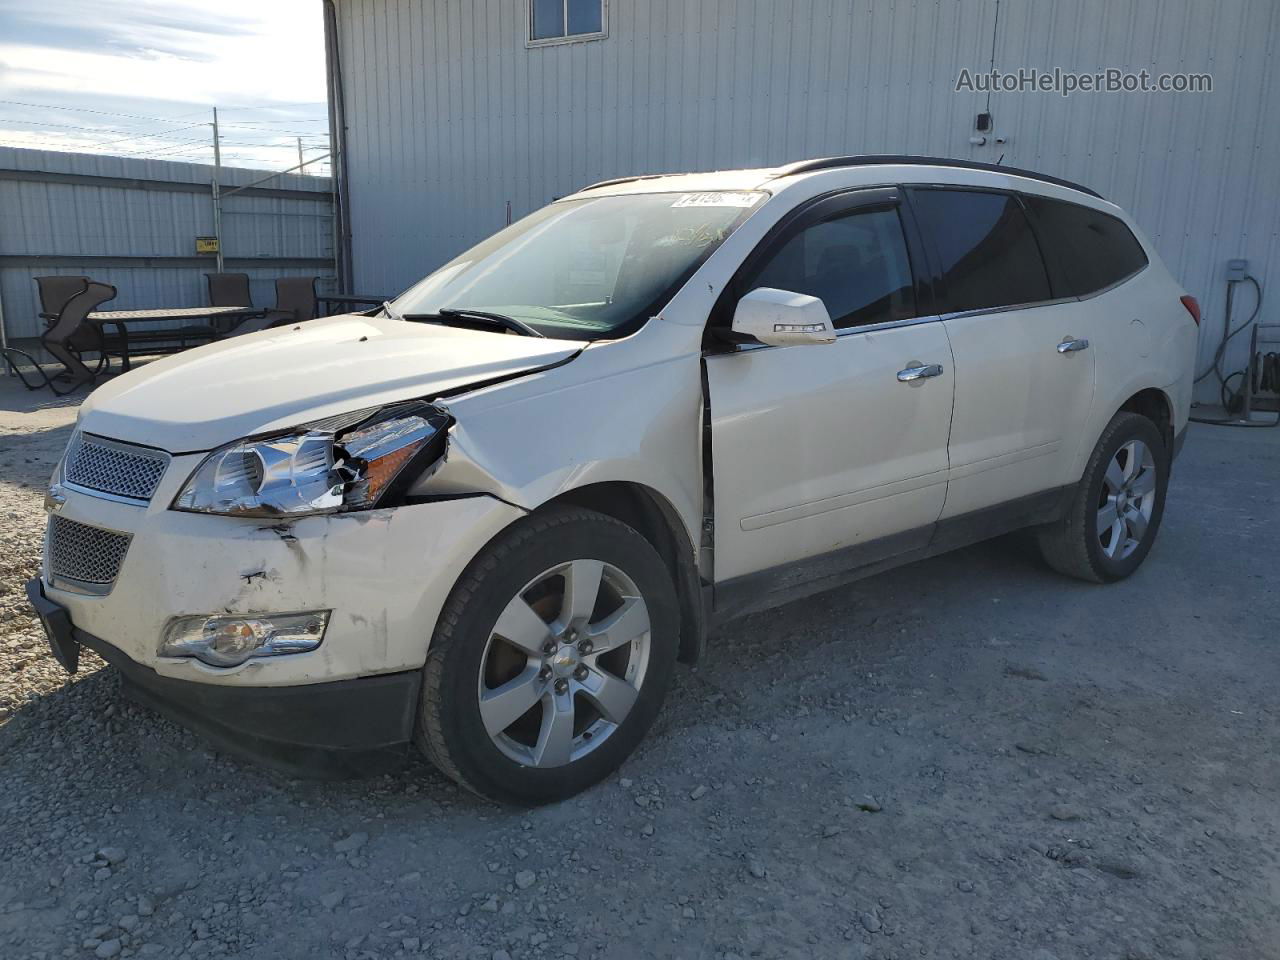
29, 157, 1199, 803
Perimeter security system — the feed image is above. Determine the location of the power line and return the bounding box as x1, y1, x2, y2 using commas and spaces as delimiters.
0, 98, 209, 124
0, 117, 215, 150
221, 118, 328, 125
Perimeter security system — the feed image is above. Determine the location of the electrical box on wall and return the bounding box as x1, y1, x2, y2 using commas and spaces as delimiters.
975, 113, 993, 132
1226, 259, 1249, 282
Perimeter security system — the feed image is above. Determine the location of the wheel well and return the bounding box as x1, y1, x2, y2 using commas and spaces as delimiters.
541, 482, 706, 664
1118, 388, 1174, 451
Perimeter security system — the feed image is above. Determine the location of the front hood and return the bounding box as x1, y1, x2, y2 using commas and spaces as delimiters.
78, 315, 582, 452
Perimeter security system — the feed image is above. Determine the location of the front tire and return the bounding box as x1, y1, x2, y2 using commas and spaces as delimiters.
416, 506, 679, 805
1037, 411, 1169, 583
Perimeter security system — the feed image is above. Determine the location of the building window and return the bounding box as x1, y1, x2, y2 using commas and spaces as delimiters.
529, 0, 607, 45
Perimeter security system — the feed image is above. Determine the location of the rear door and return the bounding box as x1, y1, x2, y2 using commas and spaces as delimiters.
909, 187, 1096, 518
1020, 193, 1158, 422
704, 188, 955, 586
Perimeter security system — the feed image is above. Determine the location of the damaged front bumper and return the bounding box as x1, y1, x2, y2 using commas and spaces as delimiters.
29, 577, 419, 776
34, 463, 525, 772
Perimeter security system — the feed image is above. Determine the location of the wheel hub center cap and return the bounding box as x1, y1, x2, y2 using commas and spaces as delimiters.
549, 646, 579, 678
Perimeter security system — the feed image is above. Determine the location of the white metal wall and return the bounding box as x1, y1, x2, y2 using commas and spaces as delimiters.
0, 147, 335, 341
333, 0, 1280, 396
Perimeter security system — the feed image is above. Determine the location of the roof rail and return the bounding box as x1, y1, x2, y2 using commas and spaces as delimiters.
772, 155, 1103, 199
578, 172, 673, 192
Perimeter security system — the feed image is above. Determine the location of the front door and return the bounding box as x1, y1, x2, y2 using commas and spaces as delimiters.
704, 190, 955, 589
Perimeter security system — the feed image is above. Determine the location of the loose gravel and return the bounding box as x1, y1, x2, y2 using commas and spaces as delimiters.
2, 380, 1279, 960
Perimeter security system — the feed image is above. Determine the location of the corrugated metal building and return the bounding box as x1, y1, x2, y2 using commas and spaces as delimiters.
324, 0, 1279, 398
0, 146, 334, 343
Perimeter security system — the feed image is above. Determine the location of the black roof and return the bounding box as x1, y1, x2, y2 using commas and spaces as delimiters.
772, 155, 1102, 199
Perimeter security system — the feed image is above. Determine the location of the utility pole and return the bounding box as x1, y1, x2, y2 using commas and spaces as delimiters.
297, 136, 305, 172
211, 107, 224, 272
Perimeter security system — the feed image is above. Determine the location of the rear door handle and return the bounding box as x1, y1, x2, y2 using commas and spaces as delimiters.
1057, 337, 1090, 353
897, 362, 945, 382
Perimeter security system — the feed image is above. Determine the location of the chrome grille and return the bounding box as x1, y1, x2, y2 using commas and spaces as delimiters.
63, 433, 169, 502
48, 516, 132, 591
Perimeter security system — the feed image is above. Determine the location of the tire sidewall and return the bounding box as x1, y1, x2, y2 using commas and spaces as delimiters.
429, 513, 679, 804
1082, 415, 1170, 581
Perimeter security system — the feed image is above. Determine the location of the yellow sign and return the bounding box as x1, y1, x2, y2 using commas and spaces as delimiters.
195, 236, 219, 254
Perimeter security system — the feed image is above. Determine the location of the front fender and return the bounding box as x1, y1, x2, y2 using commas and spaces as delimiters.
411, 349, 705, 564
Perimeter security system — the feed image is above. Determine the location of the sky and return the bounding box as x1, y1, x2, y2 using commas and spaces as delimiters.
0, 0, 331, 174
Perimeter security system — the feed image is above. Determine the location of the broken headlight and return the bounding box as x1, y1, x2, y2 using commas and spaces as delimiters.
172, 404, 448, 517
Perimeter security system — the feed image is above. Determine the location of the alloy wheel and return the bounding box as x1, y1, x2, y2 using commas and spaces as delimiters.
477, 559, 651, 768
1096, 438, 1157, 560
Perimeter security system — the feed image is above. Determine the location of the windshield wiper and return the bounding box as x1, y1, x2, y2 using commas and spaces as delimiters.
438, 308, 545, 338
400, 308, 545, 338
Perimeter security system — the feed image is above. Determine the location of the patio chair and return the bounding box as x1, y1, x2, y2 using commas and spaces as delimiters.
35, 275, 91, 325
206, 272, 252, 308
221, 276, 318, 337
1, 281, 118, 394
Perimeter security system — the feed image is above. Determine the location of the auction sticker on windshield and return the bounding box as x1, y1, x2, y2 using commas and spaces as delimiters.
671, 192, 760, 208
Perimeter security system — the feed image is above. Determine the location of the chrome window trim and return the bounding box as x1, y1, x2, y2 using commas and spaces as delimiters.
1073, 262, 1151, 302
940, 296, 1081, 322
720, 313, 946, 353
939, 261, 1150, 320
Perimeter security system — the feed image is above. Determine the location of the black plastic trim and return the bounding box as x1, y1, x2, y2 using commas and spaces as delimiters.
773, 155, 1103, 199
712, 485, 1073, 622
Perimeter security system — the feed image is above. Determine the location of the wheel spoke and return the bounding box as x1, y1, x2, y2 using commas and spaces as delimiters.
1104, 456, 1125, 494
1129, 468, 1156, 498
577, 667, 639, 724
585, 596, 649, 654
1097, 500, 1119, 535
1120, 442, 1142, 481
479, 666, 544, 735
492, 595, 552, 655
531, 688, 575, 767
1103, 518, 1125, 557
1125, 506, 1149, 542
559, 559, 605, 629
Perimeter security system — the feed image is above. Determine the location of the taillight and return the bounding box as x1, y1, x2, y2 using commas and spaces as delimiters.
1180, 294, 1201, 325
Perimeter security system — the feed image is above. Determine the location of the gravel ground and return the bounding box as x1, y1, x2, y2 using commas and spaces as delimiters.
2, 376, 1279, 960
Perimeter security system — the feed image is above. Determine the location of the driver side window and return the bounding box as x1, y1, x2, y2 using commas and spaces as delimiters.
746, 206, 917, 329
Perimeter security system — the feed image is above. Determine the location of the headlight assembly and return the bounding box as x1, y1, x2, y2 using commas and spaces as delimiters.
173, 403, 448, 517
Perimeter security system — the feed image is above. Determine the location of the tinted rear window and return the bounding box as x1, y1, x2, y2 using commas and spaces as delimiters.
911, 189, 1052, 313
1022, 196, 1149, 296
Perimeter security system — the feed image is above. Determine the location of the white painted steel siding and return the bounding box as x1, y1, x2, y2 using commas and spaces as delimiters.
0, 147, 334, 340
333, 0, 1279, 396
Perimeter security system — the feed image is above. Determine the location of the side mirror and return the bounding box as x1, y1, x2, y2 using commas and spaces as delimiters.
731, 287, 837, 346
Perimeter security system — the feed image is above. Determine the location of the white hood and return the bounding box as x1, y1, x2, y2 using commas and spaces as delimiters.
78, 315, 582, 452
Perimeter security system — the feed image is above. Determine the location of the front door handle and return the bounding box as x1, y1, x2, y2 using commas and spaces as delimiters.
897, 362, 945, 382
1057, 337, 1090, 353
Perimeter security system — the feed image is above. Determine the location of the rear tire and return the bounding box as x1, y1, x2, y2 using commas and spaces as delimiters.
415, 506, 679, 805
1037, 411, 1169, 583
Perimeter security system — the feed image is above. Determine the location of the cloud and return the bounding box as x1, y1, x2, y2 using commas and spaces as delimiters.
0, 0, 328, 170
